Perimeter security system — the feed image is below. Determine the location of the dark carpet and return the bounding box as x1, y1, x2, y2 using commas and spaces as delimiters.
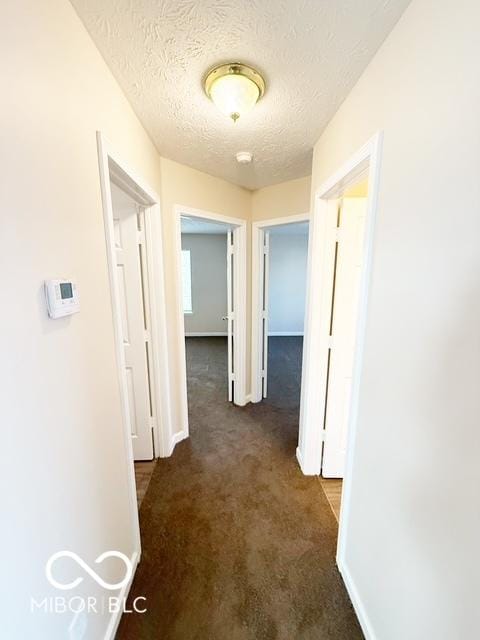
116, 337, 363, 640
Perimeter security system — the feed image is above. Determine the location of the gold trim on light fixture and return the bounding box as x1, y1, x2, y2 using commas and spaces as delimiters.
204, 62, 266, 122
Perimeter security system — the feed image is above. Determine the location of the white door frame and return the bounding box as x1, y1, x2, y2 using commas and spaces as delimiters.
97, 132, 174, 551
296, 132, 383, 564
174, 205, 248, 437
251, 213, 310, 403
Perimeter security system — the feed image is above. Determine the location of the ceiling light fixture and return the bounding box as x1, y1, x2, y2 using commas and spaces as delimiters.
204, 63, 265, 123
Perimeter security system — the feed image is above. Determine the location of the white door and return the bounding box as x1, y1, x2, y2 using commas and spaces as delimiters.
321, 198, 366, 477
113, 203, 154, 460
227, 230, 234, 401
261, 230, 270, 398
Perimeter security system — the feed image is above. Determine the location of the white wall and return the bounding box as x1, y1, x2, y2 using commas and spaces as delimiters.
252, 175, 311, 221
182, 234, 228, 334
310, 0, 480, 637
268, 232, 308, 334
1, 1, 163, 638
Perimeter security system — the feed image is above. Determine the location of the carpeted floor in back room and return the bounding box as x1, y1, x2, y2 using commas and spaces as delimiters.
116, 336, 363, 639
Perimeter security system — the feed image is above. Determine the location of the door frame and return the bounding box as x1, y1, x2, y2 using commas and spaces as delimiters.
174, 205, 248, 438
296, 132, 383, 564
251, 213, 310, 403
97, 132, 173, 549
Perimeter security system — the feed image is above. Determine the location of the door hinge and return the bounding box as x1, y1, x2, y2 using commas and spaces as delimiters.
321, 429, 327, 441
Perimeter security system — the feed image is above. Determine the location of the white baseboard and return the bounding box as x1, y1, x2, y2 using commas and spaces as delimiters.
168, 430, 188, 455
296, 446, 320, 475
104, 549, 140, 640
233, 392, 251, 407
337, 559, 376, 640
268, 331, 304, 336
185, 332, 227, 337
296, 446, 306, 473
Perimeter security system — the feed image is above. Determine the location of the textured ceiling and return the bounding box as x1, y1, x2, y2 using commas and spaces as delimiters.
71, 0, 410, 189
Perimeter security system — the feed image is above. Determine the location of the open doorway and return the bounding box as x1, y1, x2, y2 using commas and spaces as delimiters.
97, 134, 172, 529
252, 217, 309, 399
110, 183, 156, 462
181, 216, 233, 405
251, 215, 310, 455
297, 133, 382, 580
109, 182, 158, 505
252, 214, 309, 403
265, 222, 309, 404
174, 206, 248, 440
316, 179, 369, 520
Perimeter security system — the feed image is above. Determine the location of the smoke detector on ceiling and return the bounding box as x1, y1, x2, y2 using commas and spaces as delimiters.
236, 151, 253, 164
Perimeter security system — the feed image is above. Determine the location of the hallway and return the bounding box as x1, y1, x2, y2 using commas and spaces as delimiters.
117, 337, 362, 639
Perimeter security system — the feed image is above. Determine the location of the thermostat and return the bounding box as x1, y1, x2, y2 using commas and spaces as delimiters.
44, 279, 80, 319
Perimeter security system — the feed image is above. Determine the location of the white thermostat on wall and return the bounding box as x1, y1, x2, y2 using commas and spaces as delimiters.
44, 279, 80, 319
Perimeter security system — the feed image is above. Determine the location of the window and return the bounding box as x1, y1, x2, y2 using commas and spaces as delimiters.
181, 249, 192, 313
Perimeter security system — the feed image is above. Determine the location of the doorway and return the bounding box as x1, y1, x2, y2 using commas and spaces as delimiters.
297, 133, 382, 582
97, 133, 172, 546
174, 206, 247, 439
319, 188, 368, 478
251, 213, 310, 404
181, 215, 233, 403
315, 182, 369, 522
110, 183, 156, 461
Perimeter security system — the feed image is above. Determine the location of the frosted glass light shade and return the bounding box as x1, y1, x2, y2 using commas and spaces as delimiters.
210, 74, 260, 121
204, 63, 265, 122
